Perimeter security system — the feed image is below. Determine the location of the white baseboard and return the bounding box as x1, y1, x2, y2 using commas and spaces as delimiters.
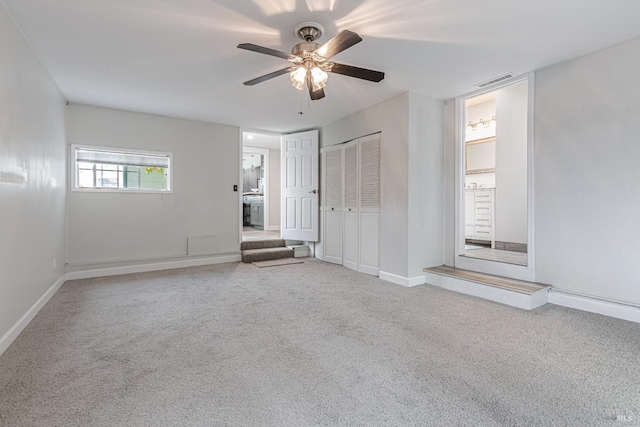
265, 226, 280, 232
343, 260, 358, 272
65, 254, 241, 280
424, 271, 548, 310
549, 290, 640, 323
379, 271, 425, 287
358, 265, 380, 277
0, 274, 66, 357
0, 254, 242, 357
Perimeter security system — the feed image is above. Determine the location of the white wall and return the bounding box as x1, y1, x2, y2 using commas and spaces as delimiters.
444, 100, 456, 266
408, 92, 445, 277
67, 104, 240, 267
0, 4, 66, 350
495, 81, 528, 245
446, 36, 640, 304
268, 148, 280, 229
322, 93, 410, 279
535, 36, 640, 304
465, 99, 496, 142
322, 92, 445, 282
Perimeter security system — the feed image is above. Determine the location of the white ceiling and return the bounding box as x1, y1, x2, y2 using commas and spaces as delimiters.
243, 131, 281, 149
242, 152, 263, 170
4, 0, 640, 133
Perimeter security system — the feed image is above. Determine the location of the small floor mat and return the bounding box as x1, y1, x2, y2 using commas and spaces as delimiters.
252, 258, 304, 268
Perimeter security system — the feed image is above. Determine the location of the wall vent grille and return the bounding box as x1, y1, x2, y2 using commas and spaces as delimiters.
476, 73, 516, 88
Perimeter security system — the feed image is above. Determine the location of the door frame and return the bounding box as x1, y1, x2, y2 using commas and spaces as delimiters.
454, 73, 536, 282
239, 128, 283, 242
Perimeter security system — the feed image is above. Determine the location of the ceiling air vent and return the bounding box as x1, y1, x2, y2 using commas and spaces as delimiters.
476, 73, 516, 88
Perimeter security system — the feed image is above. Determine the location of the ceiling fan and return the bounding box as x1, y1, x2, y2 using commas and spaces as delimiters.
238, 22, 385, 101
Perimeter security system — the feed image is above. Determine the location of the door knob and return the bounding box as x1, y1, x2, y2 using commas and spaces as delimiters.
309, 189, 317, 194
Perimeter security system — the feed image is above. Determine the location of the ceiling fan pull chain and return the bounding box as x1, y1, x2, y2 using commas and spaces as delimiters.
298, 90, 305, 115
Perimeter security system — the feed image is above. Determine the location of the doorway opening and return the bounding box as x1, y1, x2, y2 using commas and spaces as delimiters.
241, 132, 281, 242
455, 76, 534, 281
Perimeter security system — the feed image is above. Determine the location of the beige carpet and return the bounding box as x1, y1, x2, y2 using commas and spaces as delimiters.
1, 259, 639, 426
252, 258, 303, 268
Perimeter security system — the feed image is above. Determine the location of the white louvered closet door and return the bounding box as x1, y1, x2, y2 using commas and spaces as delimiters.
342, 140, 359, 271
323, 146, 343, 264
358, 134, 381, 275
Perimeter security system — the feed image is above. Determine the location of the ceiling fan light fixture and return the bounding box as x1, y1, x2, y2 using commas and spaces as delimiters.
310, 66, 328, 91
239, 23, 384, 101
290, 66, 307, 90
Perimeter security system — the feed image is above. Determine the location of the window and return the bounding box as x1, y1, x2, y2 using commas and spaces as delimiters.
72, 145, 172, 192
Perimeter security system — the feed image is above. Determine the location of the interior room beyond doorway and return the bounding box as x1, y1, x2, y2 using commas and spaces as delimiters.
461, 80, 529, 267
241, 132, 282, 241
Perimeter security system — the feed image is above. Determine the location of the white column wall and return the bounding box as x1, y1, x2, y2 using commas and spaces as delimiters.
66, 104, 240, 266
322, 92, 445, 282
408, 93, 445, 277
0, 4, 67, 348
444, 100, 456, 266
322, 93, 410, 279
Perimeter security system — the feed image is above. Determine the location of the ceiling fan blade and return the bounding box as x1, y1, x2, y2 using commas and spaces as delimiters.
309, 87, 325, 101
243, 67, 291, 86
237, 43, 296, 61
315, 30, 362, 59
329, 62, 385, 83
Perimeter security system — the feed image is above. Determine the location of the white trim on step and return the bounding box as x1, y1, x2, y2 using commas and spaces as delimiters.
0, 274, 66, 356
66, 254, 241, 280
424, 271, 548, 310
379, 271, 425, 287
548, 289, 640, 324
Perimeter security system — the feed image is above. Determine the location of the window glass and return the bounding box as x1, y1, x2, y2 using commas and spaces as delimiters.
73, 146, 171, 192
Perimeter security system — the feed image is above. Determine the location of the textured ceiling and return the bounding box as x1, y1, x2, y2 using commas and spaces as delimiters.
4, 0, 640, 132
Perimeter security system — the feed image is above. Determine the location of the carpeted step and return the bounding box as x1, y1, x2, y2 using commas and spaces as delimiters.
242, 247, 294, 263
240, 239, 286, 251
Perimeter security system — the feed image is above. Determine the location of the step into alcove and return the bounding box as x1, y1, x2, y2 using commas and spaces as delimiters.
424, 266, 550, 310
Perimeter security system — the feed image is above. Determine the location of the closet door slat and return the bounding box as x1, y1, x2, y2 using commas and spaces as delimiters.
325, 148, 342, 208
359, 137, 380, 209
344, 143, 358, 208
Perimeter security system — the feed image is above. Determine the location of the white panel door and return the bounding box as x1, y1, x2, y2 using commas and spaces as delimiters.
324, 211, 343, 264
342, 140, 359, 271
358, 212, 379, 275
281, 130, 319, 241
323, 146, 343, 264
343, 212, 358, 270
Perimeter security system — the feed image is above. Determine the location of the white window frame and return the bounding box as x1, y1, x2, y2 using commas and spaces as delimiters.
71, 144, 173, 193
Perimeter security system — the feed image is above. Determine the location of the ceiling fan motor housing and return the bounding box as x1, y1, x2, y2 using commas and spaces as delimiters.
294, 22, 325, 42
291, 41, 320, 57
